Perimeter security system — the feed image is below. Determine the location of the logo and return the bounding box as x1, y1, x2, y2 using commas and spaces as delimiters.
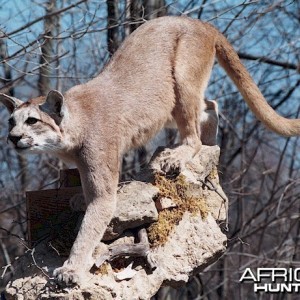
240, 268, 300, 293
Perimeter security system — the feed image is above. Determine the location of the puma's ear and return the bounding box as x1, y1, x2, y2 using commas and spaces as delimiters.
0, 94, 23, 114
40, 90, 67, 123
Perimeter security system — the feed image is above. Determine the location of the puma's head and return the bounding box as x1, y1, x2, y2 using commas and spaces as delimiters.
0, 90, 67, 154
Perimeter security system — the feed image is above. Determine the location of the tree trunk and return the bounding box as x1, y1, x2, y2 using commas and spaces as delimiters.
38, 0, 57, 95
107, 0, 120, 56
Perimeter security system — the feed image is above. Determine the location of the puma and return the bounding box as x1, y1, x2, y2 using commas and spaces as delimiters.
0, 16, 299, 285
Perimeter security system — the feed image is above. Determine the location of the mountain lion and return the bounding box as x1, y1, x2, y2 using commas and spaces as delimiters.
0, 16, 299, 285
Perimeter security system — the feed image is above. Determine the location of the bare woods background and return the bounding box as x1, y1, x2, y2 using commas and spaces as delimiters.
0, 0, 300, 299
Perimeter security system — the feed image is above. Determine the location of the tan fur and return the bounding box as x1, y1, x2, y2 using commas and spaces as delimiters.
0, 16, 299, 284
201, 99, 219, 146
166, 99, 219, 145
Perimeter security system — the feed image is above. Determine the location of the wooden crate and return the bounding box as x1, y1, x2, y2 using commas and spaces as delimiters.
26, 169, 82, 246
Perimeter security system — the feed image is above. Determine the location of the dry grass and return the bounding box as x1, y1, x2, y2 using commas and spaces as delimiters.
148, 174, 208, 247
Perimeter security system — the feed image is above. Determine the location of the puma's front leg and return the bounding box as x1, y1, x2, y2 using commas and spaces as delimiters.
53, 157, 119, 285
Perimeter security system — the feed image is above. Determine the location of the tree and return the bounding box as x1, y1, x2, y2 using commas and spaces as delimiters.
37, 0, 58, 94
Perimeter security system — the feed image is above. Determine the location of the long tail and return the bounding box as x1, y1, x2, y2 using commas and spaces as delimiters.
213, 26, 300, 137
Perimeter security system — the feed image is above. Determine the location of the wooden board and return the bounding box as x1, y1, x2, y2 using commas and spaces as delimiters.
26, 186, 82, 246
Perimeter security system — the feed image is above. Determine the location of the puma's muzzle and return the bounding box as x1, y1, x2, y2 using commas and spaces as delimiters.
8, 134, 22, 146
7, 133, 34, 151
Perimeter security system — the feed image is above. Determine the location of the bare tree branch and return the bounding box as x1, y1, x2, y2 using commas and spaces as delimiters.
238, 52, 299, 71
0, 0, 88, 38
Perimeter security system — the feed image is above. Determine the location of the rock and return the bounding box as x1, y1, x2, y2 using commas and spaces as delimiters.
114, 262, 137, 281
103, 182, 159, 241
152, 213, 226, 287
70, 182, 159, 241
4, 145, 228, 300
155, 197, 177, 211
181, 145, 220, 183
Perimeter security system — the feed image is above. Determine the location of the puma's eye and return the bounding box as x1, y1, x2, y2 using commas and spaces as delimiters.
26, 117, 39, 125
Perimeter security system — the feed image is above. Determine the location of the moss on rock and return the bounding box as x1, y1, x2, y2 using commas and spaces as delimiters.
148, 174, 208, 246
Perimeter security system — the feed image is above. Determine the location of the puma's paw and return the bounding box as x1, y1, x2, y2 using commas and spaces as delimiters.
69, 193, 86, 211
53, 264, 83, 285
150, 148, 187, 174
151, 145, 199, 174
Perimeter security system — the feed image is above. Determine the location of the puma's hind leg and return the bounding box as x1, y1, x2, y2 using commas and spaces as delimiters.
151, 82, 204, 174
151, 98, 202, 174
200, 99, 219, 146
164, 99, 219, 146
151, 36, 215, 174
